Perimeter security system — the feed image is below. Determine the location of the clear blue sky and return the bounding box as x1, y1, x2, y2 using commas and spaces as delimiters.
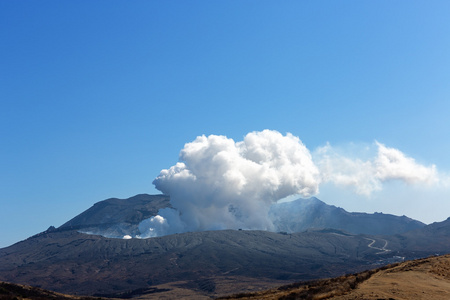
2, 1, 450, 248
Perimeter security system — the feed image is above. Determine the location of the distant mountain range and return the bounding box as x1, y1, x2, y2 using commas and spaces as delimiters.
270, 197, 425, 235
0, 194, 448, 299
58, 194, 425, 238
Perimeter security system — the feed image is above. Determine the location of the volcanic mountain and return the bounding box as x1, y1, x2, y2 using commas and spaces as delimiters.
59, 194, 171, 238
0, 194, 447, 299
58, 194, 424, 239
269, 197, 424, 235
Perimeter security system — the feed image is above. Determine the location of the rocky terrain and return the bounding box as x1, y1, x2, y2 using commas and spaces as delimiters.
270, 197, 424, 235
58, 194, 426, 239
59, 194, 171, 238
0, 228, 388, 298
0, 194, 448, 299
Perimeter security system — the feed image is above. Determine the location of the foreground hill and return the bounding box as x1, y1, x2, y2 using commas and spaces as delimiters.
0, 280, 104, 300
4, 255, 450, 300
221, 254, 450, 300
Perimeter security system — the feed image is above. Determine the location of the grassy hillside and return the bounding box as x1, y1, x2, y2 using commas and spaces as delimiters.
0, 281, 104, 300
220, 254, 450, 300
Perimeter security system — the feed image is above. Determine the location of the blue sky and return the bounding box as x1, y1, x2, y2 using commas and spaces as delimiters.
1, 1, 450, 248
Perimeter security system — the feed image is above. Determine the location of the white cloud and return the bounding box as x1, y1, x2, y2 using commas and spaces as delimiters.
138, 130, 449, 237
146, 130, 321, 236
314, 143, 380, 195
375, 142, 438, 184
314, 142, 440, 195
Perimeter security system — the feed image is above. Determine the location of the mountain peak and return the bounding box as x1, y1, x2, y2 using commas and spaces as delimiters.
56, 194, 425, 239
58, 194, 170, 237
270, 197, 425, 235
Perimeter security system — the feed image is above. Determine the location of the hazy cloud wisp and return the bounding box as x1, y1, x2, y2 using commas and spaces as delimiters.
314, 141, 439, 195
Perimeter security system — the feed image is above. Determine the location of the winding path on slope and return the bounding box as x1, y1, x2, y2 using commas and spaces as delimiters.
364, 237, 391, 254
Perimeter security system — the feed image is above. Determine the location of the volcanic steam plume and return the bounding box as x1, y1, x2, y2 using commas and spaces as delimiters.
139, 130, 320, 237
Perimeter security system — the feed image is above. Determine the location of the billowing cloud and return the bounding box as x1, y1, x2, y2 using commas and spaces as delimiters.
136, 130, 446, 238
314, 141, 439, 195
142, 130, 321, 236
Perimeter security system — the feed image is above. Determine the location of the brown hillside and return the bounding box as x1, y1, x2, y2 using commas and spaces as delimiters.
333, 254, 450, 300
221, 254, 450, 300
0, 281, 106, 300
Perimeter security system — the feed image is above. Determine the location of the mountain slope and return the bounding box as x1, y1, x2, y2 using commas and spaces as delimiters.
0, 194, 444, 298
386, 217, 450, 253
0, 228, 390, 298
221, 254, 450, 300
60, 194, 425, 238
270, 197, 425, 235
0, 281, 103, 300
59, 194, 170, 237
332, 254, 450, 300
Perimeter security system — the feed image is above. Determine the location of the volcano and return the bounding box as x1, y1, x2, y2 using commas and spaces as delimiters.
0, 194, 447, 299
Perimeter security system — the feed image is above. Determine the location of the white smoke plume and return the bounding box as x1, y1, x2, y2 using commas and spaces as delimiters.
137, 131, 445, 238
314, 141, 439, 195
139, 130, 320, 237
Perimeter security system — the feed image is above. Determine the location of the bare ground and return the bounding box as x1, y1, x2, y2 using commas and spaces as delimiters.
220, 254, 450, 300
333, 255, 450, 300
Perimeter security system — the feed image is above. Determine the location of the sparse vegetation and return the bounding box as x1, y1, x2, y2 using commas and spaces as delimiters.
3, 255, 450, 299
0, 281, 104, 300
218, 269, 378, 299
218, 262, 410, 300
219, 255, 450, 300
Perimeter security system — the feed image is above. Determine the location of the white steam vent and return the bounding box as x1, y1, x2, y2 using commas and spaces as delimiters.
139, 129, 320, 238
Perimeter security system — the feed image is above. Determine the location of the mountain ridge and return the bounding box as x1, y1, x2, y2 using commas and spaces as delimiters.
0, 193, 447, 299
58, 194, 171, 238
55, 194, 426, 239
270, 197, 425, 235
